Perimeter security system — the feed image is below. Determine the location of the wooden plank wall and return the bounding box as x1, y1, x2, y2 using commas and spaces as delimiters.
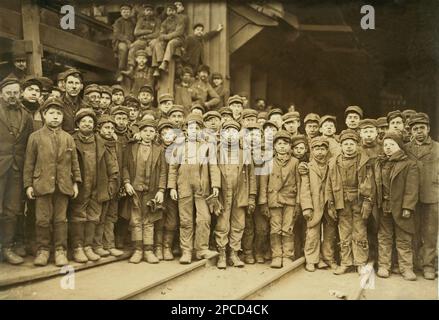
186, 1, 229, 89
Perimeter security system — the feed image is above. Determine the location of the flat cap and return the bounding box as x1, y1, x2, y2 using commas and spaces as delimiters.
228, 95, 243, 106
319, 115, 336, 126
407, 112, 430, 127
241, 108, 258, 119
262, 120, 280, 130
185, 113, 204, 126
139, 84, 154, 94
203, 111, 221, 121
359, 118, 378, 129
190, 102, 205, 113
197, 64, 210, 74
63, 68, 83, 81
21, 76, 42, 90
135, 50, 148, 57
75, 108, 97, 126
36, 77, 53, 91
0, 76, 20, 90
383, 131, 404, 149
125, 95, 140, 106
41, 97, 64, 113
219, 107, 233, 116
402, 109, 416, 119
258, 112, 268, 120
142, 3, 154, 10
243, 122, 262, 130
222, 120, 241, 131
291, 134, 307, 147
182, 66, 194, 76
84, 84, 101, 96
157, 119, 174, 132
310, 136, 329, 149
158, 93, 174, 104
120, 4, 132, 9
274, 130, 292, 144
267, 108, 283, 119
99, 86, 110, 96
98, 114, 116, 126
282, 111, 300, 123
111, 106, 130, 116
168, 104, 185, 115
339, 129, 360, 143
376, 117, 388, 128
111, 85, 125, 95
304, 113, 320, 124
137, 118, 157, 130
387, 110, 405, 123
211, 72, 223, 79
345, 105, 363, 118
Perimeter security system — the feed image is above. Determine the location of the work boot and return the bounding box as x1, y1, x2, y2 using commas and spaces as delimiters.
2, 247, 24, 265
305, 263, 316, 272
333, 265, 350, 275
163, 231, 175, 261
163, 246, 174, 261
34, 249, 50, 266
217, 248, 227, 269
228, 250, 244, 268
196, 249, 217, 260
108, 248, 124, 257
144, 250, 159, 264
377, 267, 390, 278
14, 243, 27, 257
423, 267, 436, 280
55, 248, 68, 267
243, 250, 255, 264
94, 247, 110, 257
271, 257, 282, 268
317, 260, 329, 269
73, 247, 88, 263
402, 269, 417, 281
255, 254, 265, 264
179, 250, 192, 264
84, 246, 101, 261
328, 261, 338, 270
154, 246, 164, 261
129, 250, 143, 264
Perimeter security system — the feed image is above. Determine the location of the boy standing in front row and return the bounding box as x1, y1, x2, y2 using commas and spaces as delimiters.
259, 130, 300, 269
24, 97, 82, 266
123, 119, 167, 264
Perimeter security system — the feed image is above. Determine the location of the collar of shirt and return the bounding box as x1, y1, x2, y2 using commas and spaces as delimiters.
414, 136, 431, 146
275, 153, 291, 165
140, 140, 152, 147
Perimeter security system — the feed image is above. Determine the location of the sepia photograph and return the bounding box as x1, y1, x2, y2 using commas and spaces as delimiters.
0, 0, 437, 304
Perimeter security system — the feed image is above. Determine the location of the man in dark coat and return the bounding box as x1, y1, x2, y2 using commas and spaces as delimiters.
61, 68, 83, 134
0, 77, 33, 265
375, 132, 419, 281
405, 113, 438, 280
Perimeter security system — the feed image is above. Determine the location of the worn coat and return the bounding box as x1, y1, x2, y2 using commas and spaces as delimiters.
183, 31, 220, 72
23, 126, 82, 197
0, 99, 33, 176
167, 140, 221, 199
325, 152, 375, 215
123, 141, 167, 222
259, 156, 300, 208
374, 152, 419, 234
62, 94, 82, 134
112, 16, 136, 50
405, 137, 439, 204
217, 144, 257, 208
300, 160, 329, 228
73, 133, 119, 203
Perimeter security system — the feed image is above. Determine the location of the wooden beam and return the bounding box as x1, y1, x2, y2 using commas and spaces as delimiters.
299, 24, 352, 32
21, 0, 43, 76
0, 8, 22, 39
230, 24, 264, 54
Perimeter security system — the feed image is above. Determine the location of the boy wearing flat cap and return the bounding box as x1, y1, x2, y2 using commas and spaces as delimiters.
325, 129, 375, 275
374, 132, 419, 281
282, 112, 301, 137
70, 109, 119, 263
123, 119, 167, 264
387, 110, 410, 143
300, 136, 338, 271
259, 130, 300, 268
126, 50, 155, 97
214, 120, 256, 269
24, 97, 82, 266
175, 66, 198, 112
345, 106, 363, 131
241, 109, 258, 128
211, 72, 229, 110
191, 65, 220, 111
168, 114, 220, 264
228, 95, 244, 122
113, 4, 135, 79
304, 113, 320, 143
319, 115, 341, 159
405, 113, 438, 280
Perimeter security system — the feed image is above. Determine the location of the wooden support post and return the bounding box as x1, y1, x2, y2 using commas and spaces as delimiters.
157, 59, 176, 98
21, 0, 43, 76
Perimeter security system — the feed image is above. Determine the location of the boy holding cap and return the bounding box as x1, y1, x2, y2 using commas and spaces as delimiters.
24, 97, 82, 266
374, 132, 419, 281
300, 136, 338, 271
259, 130, 300, 268
123, 119, 166, 263
70, 109, 119, 263
325, 129, 374, 275
405, 113, 438, 280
